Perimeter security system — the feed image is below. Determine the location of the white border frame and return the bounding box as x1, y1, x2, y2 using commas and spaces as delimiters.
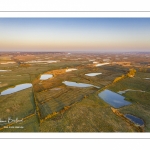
0, 10, 150, 139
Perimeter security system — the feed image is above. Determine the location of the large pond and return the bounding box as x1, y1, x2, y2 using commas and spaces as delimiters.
40, 74, 53, 80
62, 81, 100, 88
125, 114, 144, 126
85, 73, 102, 76
0, 83, 32, 95
98, 89, 131, 108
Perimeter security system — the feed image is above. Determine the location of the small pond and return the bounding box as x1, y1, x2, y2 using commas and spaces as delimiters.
0, 83, 32, 95
125, 114, 144, 126
0, 62, 16, 64
66, 68, 77, 72
40, 74, 53, 80
95, 63, 110, 67
0, 70, 11, 72
98, 89, 131, 108
50, 88, 62, 90
85, 73, 102, 76
118, 89, 145, 94
26, 60, 57, 63
62, 81, 100, 88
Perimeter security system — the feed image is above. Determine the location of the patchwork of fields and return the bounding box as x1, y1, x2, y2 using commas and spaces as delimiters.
0, 52, 150, 132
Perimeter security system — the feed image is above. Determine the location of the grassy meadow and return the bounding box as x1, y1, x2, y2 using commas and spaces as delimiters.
0, 53, 150, 132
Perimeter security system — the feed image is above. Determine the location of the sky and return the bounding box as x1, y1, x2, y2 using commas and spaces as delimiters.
0, 18, 150, 52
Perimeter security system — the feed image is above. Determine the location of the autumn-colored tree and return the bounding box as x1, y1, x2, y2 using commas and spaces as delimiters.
127, 68, 136, 77
20, 63, 30, 67
113, 74, 125, 83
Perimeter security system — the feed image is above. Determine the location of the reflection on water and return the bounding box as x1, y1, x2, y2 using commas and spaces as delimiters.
85, 73, 102, 76
40, 74, 53, 80
62, 81, 100, 88
125, 114, 144, 126
0, 83, 32, 95
98, 89, 131, 108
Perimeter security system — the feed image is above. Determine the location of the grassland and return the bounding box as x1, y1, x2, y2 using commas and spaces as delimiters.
0, 52, 150, 132
0, 88, 40, 132
40, 94, 138, 132
108, 71, 150, 131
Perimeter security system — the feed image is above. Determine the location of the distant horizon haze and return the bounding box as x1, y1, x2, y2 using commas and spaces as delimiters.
0, 18, 150, 52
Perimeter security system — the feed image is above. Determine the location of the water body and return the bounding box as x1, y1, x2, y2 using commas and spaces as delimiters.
62, 81, 100, 88
0, 83, 32, 95
40, 74, 53, 80
125, 114, 144, 126
85, 73, 102, 76
26, 60, 58, 63
118, 89, 145, 94
95, 63, 110, 67
98, 89, 131, 108
50, 88, 61, 90
0, 62, 16, 64
66, 68, 77, 72
0, 70, 11, 72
